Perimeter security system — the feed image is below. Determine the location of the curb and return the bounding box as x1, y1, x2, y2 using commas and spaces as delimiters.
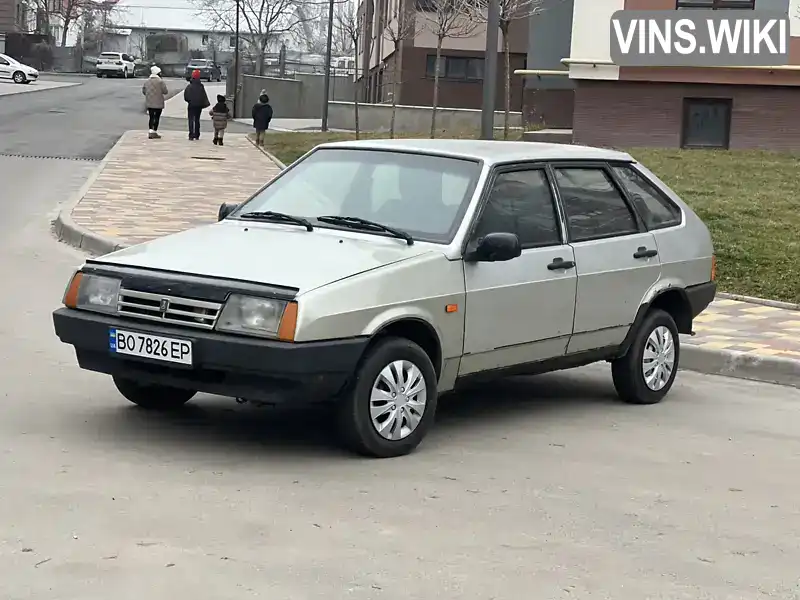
247, 135, 287, 168
716, 292, 799, 312
681, 344, 800, 389
52, 132, 131, 257
0, 81, 82, 97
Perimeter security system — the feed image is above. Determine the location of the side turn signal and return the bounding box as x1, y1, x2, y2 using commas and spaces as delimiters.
63, 271, 83, 308
277, 301, 298, 342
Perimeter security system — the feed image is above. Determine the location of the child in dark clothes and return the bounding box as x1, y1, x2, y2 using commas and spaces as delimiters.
209, 94, 230, 146
252, 90, 273, 146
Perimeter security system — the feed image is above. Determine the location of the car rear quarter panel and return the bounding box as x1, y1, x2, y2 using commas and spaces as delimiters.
293, 252, 466, 361
634, 163, 715, 302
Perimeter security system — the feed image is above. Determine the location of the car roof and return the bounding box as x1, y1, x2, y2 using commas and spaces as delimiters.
315, 138, 634, 165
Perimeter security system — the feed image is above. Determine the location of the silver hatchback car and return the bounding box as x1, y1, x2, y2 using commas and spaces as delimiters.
53, 140, 717, 458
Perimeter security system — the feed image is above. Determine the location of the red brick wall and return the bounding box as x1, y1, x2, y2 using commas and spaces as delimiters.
573, 80, 800, 150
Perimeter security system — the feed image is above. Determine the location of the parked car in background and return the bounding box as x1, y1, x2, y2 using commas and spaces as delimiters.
185, 59, 222, 82
96, 52, 136, 78
52, 140, 717, 459
0, 53, 39, 84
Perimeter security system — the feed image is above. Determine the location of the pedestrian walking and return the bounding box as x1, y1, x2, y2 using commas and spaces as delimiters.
184, 69, 210, 141
251, 90, 273, 147
142, 65, 168, 140
209, 94, 231, 146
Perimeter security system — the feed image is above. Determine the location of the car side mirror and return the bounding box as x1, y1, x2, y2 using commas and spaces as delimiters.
218, 202, 239, 221
465, 232, 522, 263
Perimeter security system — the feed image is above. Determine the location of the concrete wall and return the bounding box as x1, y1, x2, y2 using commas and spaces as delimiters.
237, 73, 356, 120
328, 101, 522, 134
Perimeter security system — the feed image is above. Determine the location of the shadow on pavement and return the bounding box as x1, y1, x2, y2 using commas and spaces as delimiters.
72, 367, 621, 459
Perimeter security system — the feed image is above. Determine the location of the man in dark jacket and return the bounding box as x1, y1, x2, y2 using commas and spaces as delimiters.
251, 90, 273, 147
184, 70, 210, 141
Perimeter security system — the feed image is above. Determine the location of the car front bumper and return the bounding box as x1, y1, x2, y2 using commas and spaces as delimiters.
53, 308, 369, 404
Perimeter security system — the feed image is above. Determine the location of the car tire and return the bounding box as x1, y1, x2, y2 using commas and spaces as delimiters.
12, 71, 26, 84
611, 308, 680, 405
123, 68, 128, 78
96, 72, 102, 78
337, 337, 438, 458
113, 376, 196, 410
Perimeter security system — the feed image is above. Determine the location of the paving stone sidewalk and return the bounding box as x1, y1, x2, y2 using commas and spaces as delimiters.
57, 130, 798, 385
68, 130, 280, 247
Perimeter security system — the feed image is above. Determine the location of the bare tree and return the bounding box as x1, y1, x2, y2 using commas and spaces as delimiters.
55, 0, 89, 47
192, 0, 311, 75
467, 0, 546, 139
336, 0, 362, 138
382, 4, 416, 138
420, 0, 479, 138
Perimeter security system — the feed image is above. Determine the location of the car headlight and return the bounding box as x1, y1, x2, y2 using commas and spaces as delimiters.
216, 294, 297, 340
62, 271, 120, 315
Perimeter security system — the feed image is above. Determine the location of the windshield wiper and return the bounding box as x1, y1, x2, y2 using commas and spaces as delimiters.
317, 215, 414, 245
239, 211, 313, 231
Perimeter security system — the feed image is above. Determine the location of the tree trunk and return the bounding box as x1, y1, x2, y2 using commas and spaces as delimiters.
430, 36, 443, 139
60, 18, 70, 47
354, 65, 360, 140
503, 29, 511, 140
390, 68, 398, 138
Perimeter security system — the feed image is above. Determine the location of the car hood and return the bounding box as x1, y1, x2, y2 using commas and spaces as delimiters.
92, 220, 435, 294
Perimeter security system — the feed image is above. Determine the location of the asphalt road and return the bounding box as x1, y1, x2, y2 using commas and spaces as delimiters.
2, 83, 800, 599
0, 75, 252, 160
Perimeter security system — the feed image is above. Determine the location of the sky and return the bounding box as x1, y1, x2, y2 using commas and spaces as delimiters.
114, 0, 215, 31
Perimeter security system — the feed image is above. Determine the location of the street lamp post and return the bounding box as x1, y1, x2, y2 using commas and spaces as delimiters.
480, 0, 500, 140
320, 0, 335, 132
233, 0, 241, 117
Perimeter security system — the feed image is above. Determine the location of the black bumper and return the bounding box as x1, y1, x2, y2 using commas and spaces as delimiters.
685, 281, 717, 318
53, 308, 369, 404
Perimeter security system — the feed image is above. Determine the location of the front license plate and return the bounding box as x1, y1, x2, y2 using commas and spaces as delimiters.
109, 329, 193, 365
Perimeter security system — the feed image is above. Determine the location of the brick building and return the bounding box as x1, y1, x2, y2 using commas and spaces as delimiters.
524, 0, 800, 150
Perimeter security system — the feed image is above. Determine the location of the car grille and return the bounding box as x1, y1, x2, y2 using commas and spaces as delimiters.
117, 289, 222, 330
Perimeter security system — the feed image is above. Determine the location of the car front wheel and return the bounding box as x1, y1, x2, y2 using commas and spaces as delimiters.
113, 376, 196, 410
612, 308, 680, 405
338, 337, 438, 458
12, 71, 26, 84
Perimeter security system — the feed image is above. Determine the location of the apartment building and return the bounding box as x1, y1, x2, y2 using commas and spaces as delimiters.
356, 0, 528, 110
0, 0, 24, 52
557, 0, 800, 150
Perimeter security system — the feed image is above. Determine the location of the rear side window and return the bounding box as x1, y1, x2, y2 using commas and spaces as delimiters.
612, 165, 682, 230
553, 167, 639, 242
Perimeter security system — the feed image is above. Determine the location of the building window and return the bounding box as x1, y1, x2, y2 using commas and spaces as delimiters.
425, 55, 484, 80
681, 98, 732, 149
676, 0, 755, 8
230, 36, 236, 48
202, 34, 209, 45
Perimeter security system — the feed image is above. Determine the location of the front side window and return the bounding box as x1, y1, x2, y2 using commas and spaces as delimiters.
473, 169, 561, 248
234, 149, 481, 244
612, 165, 682, 230
554, 167, 639, 242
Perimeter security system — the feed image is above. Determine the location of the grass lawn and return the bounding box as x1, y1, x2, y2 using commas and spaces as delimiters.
257, 132, 800, 304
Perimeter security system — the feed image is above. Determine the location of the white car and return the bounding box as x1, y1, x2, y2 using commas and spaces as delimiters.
96, 52, 135, 78
0, 53, 39, 84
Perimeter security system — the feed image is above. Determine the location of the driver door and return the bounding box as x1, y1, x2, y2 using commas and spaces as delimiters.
459, 166, 578, 376
0, 57, 11, 79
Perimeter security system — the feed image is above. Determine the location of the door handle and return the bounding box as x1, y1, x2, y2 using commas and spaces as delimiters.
547, 257, 576, 271
633, 247, 658, 259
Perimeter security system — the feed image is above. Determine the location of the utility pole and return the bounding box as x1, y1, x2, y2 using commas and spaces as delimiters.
480, 0, 500, 140
233, 0, 241, 117
320, 0, 335, 132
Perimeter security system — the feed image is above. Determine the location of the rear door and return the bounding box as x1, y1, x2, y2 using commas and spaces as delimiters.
550, 162, 661, 354
460, 165, 577, 375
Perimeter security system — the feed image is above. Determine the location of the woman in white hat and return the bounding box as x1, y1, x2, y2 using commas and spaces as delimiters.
142, 65, 169, 139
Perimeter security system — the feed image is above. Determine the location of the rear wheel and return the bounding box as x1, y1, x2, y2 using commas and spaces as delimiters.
113, 376, 196, 410
337, 337, 438, 458
612, 309, 680, 405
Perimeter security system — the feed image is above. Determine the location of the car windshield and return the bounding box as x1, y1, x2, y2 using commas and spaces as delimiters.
234, 148, 482, 244
1, 54, 19, 64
